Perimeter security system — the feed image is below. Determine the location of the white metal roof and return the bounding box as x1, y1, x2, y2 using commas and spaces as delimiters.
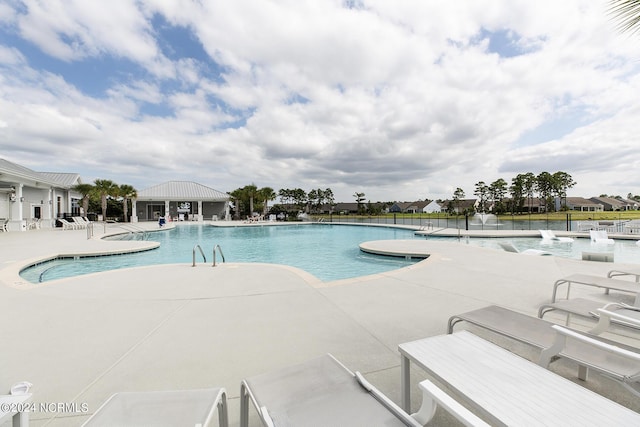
136, 181, 229, 201
39, 172, 82, 187
0, 158, 75, 188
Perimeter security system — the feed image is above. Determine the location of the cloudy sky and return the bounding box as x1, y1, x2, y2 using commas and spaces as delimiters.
1, 0, 639, 202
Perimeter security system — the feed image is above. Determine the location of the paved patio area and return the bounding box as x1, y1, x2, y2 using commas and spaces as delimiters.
1, 222, 639, 426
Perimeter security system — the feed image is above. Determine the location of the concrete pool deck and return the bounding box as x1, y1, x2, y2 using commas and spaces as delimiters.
1, 222, 640, 426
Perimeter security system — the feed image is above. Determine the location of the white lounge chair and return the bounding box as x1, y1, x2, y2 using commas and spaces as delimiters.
550, 273, 640, 303
539, 229, 573, 242
240, 353, 488, 427
72, 217, 88, 228
400, 330, 640, 425
590, 229, 614, 244
82, 388, 228, 427
538, 299, 640, 330
540, 311, 640, 397
0, 381, 32, 427
58, 218, 77, 230
498, 241, 552, 256
448, 305, 640, 392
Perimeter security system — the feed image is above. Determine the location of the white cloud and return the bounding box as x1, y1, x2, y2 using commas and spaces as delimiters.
1, 0, 640, 202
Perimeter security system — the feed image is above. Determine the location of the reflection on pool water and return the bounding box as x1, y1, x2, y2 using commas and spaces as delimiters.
20, 224, 422, 283
427, 235, 640, 264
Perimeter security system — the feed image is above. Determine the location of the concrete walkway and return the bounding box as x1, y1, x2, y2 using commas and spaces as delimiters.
1, 222, 639, 426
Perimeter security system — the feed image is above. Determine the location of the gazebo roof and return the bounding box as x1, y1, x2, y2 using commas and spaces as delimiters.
136, 181, 229, 201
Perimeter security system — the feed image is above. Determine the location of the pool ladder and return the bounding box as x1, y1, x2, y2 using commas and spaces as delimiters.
212, 244, 225, 267
192, 244, 226, 267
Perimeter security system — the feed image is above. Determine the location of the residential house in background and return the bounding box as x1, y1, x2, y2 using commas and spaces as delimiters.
441, 198, 478, 214
589, 196, 638, 211
556, 197, 603, 212
389, 200, 429, 214
422, 200, 443, 213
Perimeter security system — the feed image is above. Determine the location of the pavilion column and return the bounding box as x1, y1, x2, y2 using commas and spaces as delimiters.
225, 202, 230, 221
198, 200, 203, 221
165, 200, 170, 219
11, 184, 26, 231
131, 199, 138, 222
47, 189, 53, 228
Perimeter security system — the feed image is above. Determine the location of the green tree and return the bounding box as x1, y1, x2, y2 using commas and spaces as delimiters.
473, 181, 489, 213
292, 188, 307, 211
244, 184, 258, 216
354, 192, 366, 214
258, 187, 276, 215
451, 187, 465, 214
229, 187, 247, 219
489, 178, 508, 214
324, 188, 335, 212
536, 172, 555, 212
522, 172, 537, 213
72, 183, 94, 216
93, 179, 118, 221
552, 171, 576, 211
509, 175, 526, 214
308, 189, 319, 213
118, 184, 137, 222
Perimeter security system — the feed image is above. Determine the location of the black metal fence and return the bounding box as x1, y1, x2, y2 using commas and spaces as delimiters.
319, 213, 640, 232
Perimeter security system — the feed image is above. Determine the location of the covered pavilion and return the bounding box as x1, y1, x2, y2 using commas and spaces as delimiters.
133, 181, 231, 222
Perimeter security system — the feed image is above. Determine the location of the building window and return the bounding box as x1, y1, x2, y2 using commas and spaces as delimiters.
71, 198, 80, 215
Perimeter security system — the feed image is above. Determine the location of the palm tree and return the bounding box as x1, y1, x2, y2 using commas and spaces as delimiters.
93, 179, 118, 221
72, 183, 94, 217
119, 184, 137, 222
229, 188, 246, 219
244, 184, 258, 216
258, 187, 277, 215
609, 0, 640, 34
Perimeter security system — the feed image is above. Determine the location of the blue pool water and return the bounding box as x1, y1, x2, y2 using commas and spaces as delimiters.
20, 224, 421, 283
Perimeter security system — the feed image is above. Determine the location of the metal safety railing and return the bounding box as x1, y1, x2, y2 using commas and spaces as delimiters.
192, 244, 206, 266
117, 224, 149, 240
213, 244, 225, 267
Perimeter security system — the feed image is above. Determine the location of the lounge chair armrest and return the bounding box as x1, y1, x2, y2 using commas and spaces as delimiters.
598, 308, 640, 327
546, 324, 640, 363
411, 380, 490, 427
259, 407, 275, 427
355, 372, 422, 427
590, 307, 640, 334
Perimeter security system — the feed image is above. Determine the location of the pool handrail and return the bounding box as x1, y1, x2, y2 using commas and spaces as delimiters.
213, 245, 225, 267
192, 244, 206, 266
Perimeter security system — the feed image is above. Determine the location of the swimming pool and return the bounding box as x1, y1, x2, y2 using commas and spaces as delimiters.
20, 224, 422, 283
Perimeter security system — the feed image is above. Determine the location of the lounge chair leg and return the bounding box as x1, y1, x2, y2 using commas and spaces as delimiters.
578, 365, 589, 381
412, 380, 490, 427
411, 383, 437, 424
539, 333, 566, 368
401, 355, 411, 412
240, 383, 249, 427
218, 392, 229, 427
